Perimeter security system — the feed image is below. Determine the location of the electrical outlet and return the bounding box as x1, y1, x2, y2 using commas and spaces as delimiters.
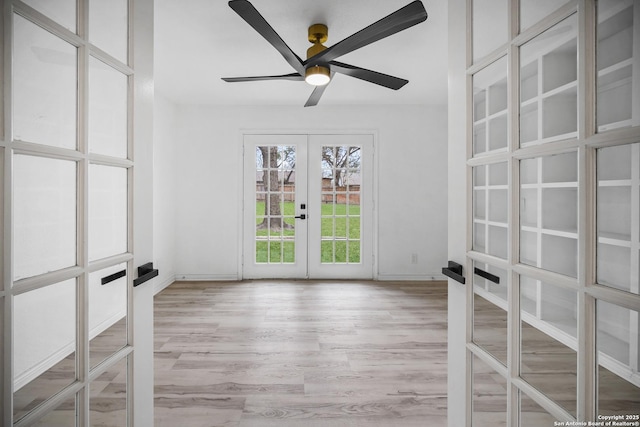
411, 253, 418, 264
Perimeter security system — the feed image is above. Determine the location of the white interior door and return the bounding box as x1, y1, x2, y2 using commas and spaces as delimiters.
243, 133, 374, 279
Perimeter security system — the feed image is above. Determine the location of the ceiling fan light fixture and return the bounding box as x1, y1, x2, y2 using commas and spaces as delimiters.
305, 65, 331, 86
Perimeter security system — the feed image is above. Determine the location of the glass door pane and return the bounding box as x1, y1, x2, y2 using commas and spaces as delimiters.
89, 164, 128, 262
307, 134, 373, 279
473, 163, 508, 259
520, 152, 578, 277
14, 155, 77, 281
13, 280, 77, 421
472, 0, 508, 62
520, 277, 577, 416
89, 264, 128, 368
88, 57, 128, 158
13, 14, 77, 149
520, 14, 578, 147
596, 0, 639, 132
255, 145, 297, 264
597, 143, 639, 295
320, 146, 361, 264
89, 0, 128, 63
520, 0, 572, 32
473, 57, 508, 156
90, 357, 128, 426
596, 301, 640, 414
473, 263, 508, 365
243, 135, 307, 279
472, 353, 507, 426
23, 0, 76, 32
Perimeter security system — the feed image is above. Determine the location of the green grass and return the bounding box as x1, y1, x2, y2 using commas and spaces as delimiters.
255, 201, 361, 263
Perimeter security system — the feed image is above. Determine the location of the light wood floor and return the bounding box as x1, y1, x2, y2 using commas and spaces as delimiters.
153, 280, 449, 427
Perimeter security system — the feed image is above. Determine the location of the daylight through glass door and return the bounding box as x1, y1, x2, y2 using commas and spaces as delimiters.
255, 145, 297, 263
320, 146, 362, 264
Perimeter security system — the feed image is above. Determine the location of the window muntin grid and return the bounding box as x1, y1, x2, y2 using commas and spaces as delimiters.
320, 146, 362, 264
255, 145, 297, 264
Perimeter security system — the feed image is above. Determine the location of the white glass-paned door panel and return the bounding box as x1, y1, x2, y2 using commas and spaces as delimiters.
472, 0, 508, 62
473, 294, 508, 364
89, 264, 127, 368
520, 14, 578, 146
520, 153, 578, 277
14, 155, 76, 280
90, 357, 127, 426
243, 135, 307, 279
307, 135, 373, 279
472, 353, 507, 426
32, 395, 76, 427
89, 165, 127, 261
473, 162, 508, 258
596, 0, 638, 132
13, 14, 77, 149
89, 0, 128, 63
13, 279, 76, 421
597, 143, 639, 295
89, 57, 128, 158
23, 0, 76, 32
473, 56, 508, 156
473, 263, 508, 365
520, 277, 577, 416
320, 146, 361, 264
596, 300, 640, 414
520, 391, 557, 426
255, 145, 297, 264
520, 0, 572, 32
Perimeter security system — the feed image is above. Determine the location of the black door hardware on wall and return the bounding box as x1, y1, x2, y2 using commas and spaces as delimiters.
474, 267, 500, 284
133, 262, 159, 287
295, 214, 306, 219
442, 261, 465, 284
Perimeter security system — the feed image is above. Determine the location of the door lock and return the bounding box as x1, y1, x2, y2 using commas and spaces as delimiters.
295, 214, 306, 220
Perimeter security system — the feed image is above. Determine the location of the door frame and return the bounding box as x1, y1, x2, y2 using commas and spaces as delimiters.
239, 130, 379, 280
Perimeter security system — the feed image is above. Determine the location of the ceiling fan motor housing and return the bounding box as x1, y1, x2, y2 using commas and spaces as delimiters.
305, 23, 330, 84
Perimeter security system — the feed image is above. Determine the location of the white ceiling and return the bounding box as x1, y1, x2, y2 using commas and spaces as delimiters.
154, 0, 448, 107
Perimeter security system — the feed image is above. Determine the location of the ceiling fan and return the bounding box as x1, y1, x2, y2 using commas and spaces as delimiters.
222, 0, 428, 107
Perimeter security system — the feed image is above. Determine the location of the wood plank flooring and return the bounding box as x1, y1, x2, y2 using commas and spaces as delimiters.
153, 280, 449, 427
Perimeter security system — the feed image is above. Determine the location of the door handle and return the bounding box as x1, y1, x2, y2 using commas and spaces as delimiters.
295, 214, 306, 220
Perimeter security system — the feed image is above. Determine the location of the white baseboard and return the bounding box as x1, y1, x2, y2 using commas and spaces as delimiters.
153, 273, 177, 295
15, 310, 126, 391
377, 273, 447, 281
174, 273, 240, 281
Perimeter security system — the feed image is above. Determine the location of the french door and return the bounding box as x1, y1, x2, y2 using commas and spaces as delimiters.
453, 0, 640, 425
243, 133, 374, 279
1, 1, 154, 426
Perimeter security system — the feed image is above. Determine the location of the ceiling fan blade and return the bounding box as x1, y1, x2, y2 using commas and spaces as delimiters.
222, 73, 305, 82
304, 83, 330, 107
228, 0, 305, 75
330, 61, 408, 90
306, 1, 427, 67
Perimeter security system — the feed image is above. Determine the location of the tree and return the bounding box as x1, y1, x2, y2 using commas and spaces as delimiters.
321, 146, 361, 187
256, 146, 294, 231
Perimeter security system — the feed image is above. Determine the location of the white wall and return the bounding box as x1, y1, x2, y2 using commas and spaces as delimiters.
166, 103, 448, 280
153, 94, 178, 293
